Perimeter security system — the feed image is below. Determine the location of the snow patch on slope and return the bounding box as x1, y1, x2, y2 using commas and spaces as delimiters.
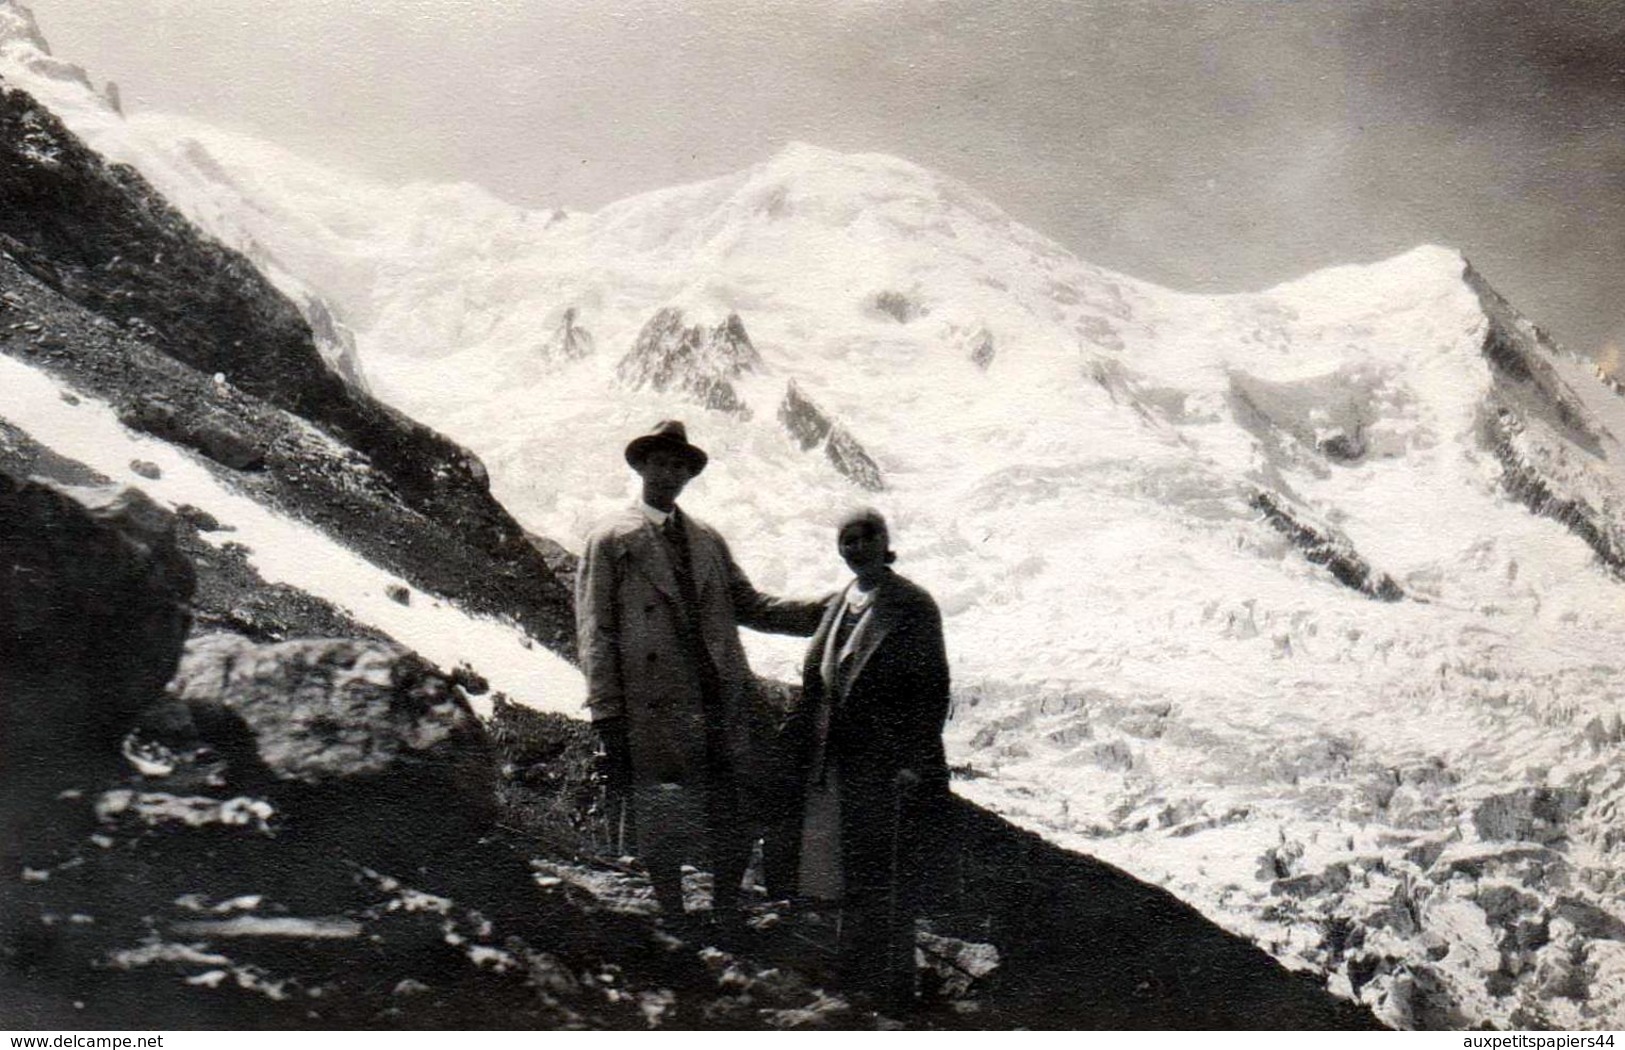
0, 355, 584, 718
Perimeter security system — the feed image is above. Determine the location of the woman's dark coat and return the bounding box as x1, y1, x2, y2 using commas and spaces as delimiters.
788, 569, 952, 923
798, 570, 951, 799
788, 569, 952, 997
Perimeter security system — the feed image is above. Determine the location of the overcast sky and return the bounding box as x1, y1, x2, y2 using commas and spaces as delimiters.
26, 0, 1625, 360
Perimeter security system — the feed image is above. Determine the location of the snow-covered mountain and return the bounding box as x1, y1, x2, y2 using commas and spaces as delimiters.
7, 5, 1625, 1029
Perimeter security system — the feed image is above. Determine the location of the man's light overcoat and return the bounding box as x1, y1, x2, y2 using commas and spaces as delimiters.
577, 505, 822, 790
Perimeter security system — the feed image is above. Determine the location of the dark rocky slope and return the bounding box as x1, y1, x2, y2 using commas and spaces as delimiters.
0, 80, 576, 656
1, 472, 1381, 1030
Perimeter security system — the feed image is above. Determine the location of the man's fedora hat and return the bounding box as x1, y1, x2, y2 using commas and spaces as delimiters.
625, 420, 708, 475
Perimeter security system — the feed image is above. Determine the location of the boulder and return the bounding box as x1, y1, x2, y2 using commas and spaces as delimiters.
119, 399, 266, 471
165, 633, 497, 879
1, 473, 194, 953
0, 473, 194, 815
1472, 787, 1587, 845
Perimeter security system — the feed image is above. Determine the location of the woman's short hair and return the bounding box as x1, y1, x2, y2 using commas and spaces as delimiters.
837, 506, 897, 563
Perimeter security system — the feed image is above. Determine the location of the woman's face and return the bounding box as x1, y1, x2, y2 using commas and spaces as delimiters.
838, 521, 889, 576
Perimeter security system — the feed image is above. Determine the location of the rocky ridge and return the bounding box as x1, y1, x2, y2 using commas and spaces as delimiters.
615, 307, 761, 417
543, 306, 595, 363
777, 380, 885, 492
1466, 265, 1625, 578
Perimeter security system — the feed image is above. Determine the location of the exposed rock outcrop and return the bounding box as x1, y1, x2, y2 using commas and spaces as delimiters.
119, 395, 265, 471
1249, 490, 1404, 601
616, 307, 759, 417
0, 84, 519, 560
778, 379, 884, 491
870, 290, 925, 323
0, 85, 577, 660
544, 306, 595, 361
300, 294, 366, 391
164, 633, 496, 876
0, 475, 194, 791
0, 2, 113, 110
967, 326, 995, 370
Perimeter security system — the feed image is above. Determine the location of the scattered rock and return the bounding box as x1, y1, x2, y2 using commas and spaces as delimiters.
129, 458, 162, 479
386, 583, 411, 606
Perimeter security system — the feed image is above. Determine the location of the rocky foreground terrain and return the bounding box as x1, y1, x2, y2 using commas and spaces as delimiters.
0, 79, 1382, 1029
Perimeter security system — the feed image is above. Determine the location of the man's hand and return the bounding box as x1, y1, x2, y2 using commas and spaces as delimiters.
593, 716, 633, 800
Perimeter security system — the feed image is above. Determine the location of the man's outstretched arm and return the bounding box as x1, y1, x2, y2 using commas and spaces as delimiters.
722, 539, 827, 637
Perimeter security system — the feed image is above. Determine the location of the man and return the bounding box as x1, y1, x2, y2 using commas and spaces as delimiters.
576, 420, 823, 924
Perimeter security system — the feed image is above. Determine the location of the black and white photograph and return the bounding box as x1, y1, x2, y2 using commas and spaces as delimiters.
3, 0, 1624, 1033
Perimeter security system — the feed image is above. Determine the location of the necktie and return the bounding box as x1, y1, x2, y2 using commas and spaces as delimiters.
662, 512, 722, 712
663, 513, 699, 606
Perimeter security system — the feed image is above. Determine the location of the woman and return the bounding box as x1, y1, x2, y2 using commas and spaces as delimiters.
791, 508, 952, 1008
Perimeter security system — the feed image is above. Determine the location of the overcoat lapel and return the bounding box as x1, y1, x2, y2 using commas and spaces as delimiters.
841, 579, 901, 695
684, 518, 726, 601
815, 586, 848, 696
803, 596, 843, 784
627, 516, 681, 603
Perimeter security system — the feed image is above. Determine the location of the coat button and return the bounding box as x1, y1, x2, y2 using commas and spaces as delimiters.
646, 651, 658, 662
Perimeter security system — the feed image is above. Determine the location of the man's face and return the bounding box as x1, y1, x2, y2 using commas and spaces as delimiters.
637, 447, 694, 508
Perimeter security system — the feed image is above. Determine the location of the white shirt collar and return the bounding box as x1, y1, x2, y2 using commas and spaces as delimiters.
639, 501, 673, 526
